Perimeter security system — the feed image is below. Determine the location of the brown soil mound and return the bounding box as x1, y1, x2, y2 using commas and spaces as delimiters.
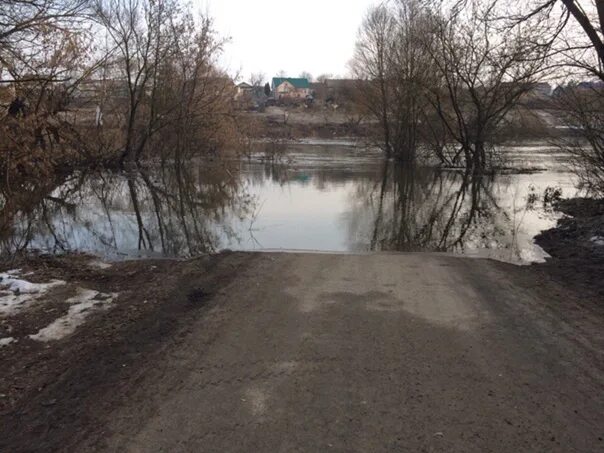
535, 198, 604, 298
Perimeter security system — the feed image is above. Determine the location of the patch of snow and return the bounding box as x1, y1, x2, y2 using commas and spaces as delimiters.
0, 336, 15, 347
29, 288, 117, 342
0, 271, 65, 316
590, 236, 604, 246
87, 260, 112, 270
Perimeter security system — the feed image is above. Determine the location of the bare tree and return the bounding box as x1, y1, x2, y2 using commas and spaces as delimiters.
299, 71, 313, 81
151, 16, 235, 164
387, 0, 438, 162
0, 0, 90, 84
508, 0, 604, 193
249, 72, 265, 87
94, 0, 233, 164
0, 0, 237, 192
94, 0, 176, 163
351, 1, 436, 162
0, 0, 96, 188
507, 0, 604, 81
556, 83, 604, 194
316, 73, 332, 83
351, 5, 396, 158
423, 0, 550, 172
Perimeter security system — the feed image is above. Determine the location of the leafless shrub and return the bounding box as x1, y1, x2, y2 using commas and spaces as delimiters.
352, 0, 550, 171
93, 0, 238, 164
505, 0, 604, 193
422, 1, 550, 172
351, 1, 435, 162
0, 0, 239, 184
555, 84, 604, 195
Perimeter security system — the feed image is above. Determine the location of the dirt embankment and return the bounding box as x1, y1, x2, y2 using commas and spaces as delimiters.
245, 105, 576, 142
245, 107, 375, 140
0, 252, 256, 452
535, 198, 604, 298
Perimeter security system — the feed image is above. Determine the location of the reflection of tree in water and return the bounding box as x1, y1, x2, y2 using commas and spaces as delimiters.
242, 158, 385, 191
243, 160, 292, 187
0, 161, 254, 257
1, 154, 546, 261
348, 163, 523, 257
0, 172, 79, 255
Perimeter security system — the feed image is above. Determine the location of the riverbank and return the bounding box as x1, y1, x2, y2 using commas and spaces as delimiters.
0, 146, 603, 450
535, 197, 604, 299
0, 251, 254, 451
1, 251, 603, 451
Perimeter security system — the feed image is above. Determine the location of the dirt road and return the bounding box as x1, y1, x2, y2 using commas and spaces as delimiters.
2, 252, 604, 452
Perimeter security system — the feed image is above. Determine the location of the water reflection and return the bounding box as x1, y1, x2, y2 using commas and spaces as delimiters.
350, 164, 496, 252
1, 161, 253, 258
346, 164, 543, 261
0, 145, 577, 263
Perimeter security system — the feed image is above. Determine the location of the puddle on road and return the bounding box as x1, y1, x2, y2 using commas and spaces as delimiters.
0, 143, 580, 264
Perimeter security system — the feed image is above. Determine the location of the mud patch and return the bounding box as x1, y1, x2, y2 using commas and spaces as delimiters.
316, 290, 405, 313
317, 285, 487, 329
243, 386, 269, 417
271, 360, 298, 374
535, 197, 604, 298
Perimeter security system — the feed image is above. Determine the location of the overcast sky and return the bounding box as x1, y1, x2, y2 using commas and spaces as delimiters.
202, 0, 379, 83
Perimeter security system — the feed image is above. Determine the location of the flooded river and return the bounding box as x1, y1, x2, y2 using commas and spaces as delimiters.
1, 143, 580, 264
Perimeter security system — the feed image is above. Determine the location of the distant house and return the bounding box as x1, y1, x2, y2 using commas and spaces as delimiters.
235, 82, 254, 99
233, 82, 268, 110
271, 77, 311, 100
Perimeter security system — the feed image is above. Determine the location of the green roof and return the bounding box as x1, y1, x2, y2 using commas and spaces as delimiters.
272, 77, 310, 89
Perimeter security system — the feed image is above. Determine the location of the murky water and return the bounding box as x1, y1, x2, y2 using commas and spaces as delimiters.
1, 143, 580, 264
